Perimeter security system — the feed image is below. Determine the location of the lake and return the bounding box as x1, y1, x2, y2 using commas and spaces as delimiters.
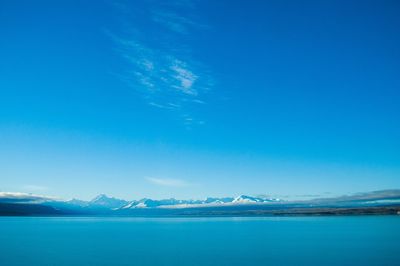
0, 216, 399, 266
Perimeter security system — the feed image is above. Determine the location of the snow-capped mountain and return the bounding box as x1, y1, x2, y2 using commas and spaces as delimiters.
50, 190, 400, 211
132, 199, 162, 208
232, 195, 264, 203
62, 194, 281, 210
117, 195, 279, 209
55, 193, 283, 211
66, 198, 89, 207
2, 190, 400, 216
89, 194, 128, 209
121, 198, 198, 209
203, 197, 234, 204
232, 195, 279, 204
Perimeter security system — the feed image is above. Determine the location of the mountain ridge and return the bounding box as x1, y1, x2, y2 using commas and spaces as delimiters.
1, 189, 400, 208
1, 189, 400, 217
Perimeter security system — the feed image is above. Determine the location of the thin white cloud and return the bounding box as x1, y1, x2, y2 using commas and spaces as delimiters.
151, 8, 207, 34
148, 102, 168, 109
171, 59, 198, 95
146, 177, 191, 187
151, 10, 190, 34
192, 99, 205, 104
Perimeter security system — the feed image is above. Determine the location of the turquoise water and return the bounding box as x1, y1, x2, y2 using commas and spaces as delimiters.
0, 216, 399, 266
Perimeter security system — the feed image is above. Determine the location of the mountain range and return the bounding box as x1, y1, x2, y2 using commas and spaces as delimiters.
1, 190, 400, 216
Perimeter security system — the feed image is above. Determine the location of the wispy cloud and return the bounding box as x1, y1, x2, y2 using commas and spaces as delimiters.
170, 59, 198, 95
150, 7, 209, 34
146, 177, 191, 187
151, 10, 191, 34
108, 0, 213, 124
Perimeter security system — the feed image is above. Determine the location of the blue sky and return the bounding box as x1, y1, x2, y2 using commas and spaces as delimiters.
1, 0, 399, 200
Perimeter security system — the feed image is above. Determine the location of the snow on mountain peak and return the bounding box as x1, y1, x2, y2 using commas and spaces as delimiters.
63, 194, 282, 210
232, 195, 263, 203
89, 194, 128, 209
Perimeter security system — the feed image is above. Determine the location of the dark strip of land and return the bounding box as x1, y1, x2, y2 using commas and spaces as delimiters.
1, 202, 400, 216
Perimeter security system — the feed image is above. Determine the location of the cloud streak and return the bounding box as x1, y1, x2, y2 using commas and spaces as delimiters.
146, 177, 191, 187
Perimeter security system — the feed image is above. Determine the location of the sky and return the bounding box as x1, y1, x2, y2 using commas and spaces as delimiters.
0, 0, 399, 200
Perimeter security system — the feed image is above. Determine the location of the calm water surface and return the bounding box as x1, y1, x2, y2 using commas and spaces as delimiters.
0, 216, 399, 266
